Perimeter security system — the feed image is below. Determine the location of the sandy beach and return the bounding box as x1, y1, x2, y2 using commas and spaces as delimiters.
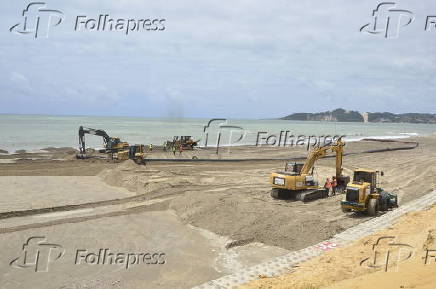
0, 136, 435, 288
1, 138, 435, 246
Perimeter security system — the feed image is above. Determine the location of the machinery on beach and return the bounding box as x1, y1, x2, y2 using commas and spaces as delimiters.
269, 138, 349, 202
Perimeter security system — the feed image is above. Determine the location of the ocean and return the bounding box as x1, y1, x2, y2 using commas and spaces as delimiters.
0, 114, 435, 153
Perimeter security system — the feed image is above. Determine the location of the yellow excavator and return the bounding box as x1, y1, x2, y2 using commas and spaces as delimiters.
76, 126, 146, 164
269, 139, 349, 202
341, 169, 398, 215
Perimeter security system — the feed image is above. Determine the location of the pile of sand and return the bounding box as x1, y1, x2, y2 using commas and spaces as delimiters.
98, 160, 355, 251
98, 160, 199, 196
238, 205, 436, 289
169, 165, 357, 251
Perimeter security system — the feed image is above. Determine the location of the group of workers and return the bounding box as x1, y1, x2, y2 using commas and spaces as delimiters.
147, 142, 184, 156
162, 141, 184, 156
171, 144, 184, 156
324, 176, 338, 196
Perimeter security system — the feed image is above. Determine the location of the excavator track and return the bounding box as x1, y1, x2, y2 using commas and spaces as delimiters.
296, 189, 329, 202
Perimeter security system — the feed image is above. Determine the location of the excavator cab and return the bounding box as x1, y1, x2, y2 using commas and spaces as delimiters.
284, 162, 304, 175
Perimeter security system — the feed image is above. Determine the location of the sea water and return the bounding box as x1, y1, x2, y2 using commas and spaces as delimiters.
0, 114, 435, 153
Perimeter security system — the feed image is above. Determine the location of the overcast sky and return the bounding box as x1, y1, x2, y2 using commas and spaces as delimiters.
1, 0, 435, 118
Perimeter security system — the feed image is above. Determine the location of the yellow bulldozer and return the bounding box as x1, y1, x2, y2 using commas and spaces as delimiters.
340, 169, 398, 215
269, 139, 349, 202
165, 136, 199, 150
115, 144, 147, 164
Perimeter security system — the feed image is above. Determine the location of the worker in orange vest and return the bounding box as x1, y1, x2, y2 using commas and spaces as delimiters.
324, 178, 332, 196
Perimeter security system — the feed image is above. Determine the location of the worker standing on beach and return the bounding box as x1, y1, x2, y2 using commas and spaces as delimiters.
331, 176, 337, 196
172, 145, 176, 156
179, 145, 183, 155
324, 178, 332, 196
149, 144, 153, 151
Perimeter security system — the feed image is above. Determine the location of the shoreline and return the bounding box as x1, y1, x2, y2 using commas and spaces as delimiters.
0, 133, 427, 156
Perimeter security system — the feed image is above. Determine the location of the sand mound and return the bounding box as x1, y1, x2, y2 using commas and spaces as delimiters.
98, 160, 196, 196
238, 205, 436, 289
170, 189, 349, 251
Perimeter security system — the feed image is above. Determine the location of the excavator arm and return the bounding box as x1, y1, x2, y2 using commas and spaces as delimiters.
332, 138, 344, 178
300, 147, 329, 175
300, 138, 345, 177
78, 126, 113, 154
77, 127, 142, 162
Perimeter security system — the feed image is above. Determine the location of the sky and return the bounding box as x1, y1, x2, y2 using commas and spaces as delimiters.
1, 0, 436, 118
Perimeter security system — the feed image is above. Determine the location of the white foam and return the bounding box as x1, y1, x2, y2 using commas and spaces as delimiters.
344, 134, 414, 142
399, 132, 419, 136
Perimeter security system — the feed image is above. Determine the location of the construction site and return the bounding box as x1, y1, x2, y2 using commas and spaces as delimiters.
0, 128, 435, 289
4, 0, 436, 287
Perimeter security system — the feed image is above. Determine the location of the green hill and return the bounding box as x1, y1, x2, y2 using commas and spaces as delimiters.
281, 108, 363, 122
281, 109, 436, 123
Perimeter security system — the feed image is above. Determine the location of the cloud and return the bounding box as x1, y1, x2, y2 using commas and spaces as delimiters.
1, 0, 435, 117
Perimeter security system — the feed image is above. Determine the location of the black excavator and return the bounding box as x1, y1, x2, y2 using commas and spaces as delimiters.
76, 126, 145, 164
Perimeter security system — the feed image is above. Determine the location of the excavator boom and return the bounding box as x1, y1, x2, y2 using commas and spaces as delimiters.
76, 126, 145, 164
300, 138, 345, 177
77, 126, 128, 155
333, 138, 344, 178
78, 126, 111, 154
300, 147, 328, 175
